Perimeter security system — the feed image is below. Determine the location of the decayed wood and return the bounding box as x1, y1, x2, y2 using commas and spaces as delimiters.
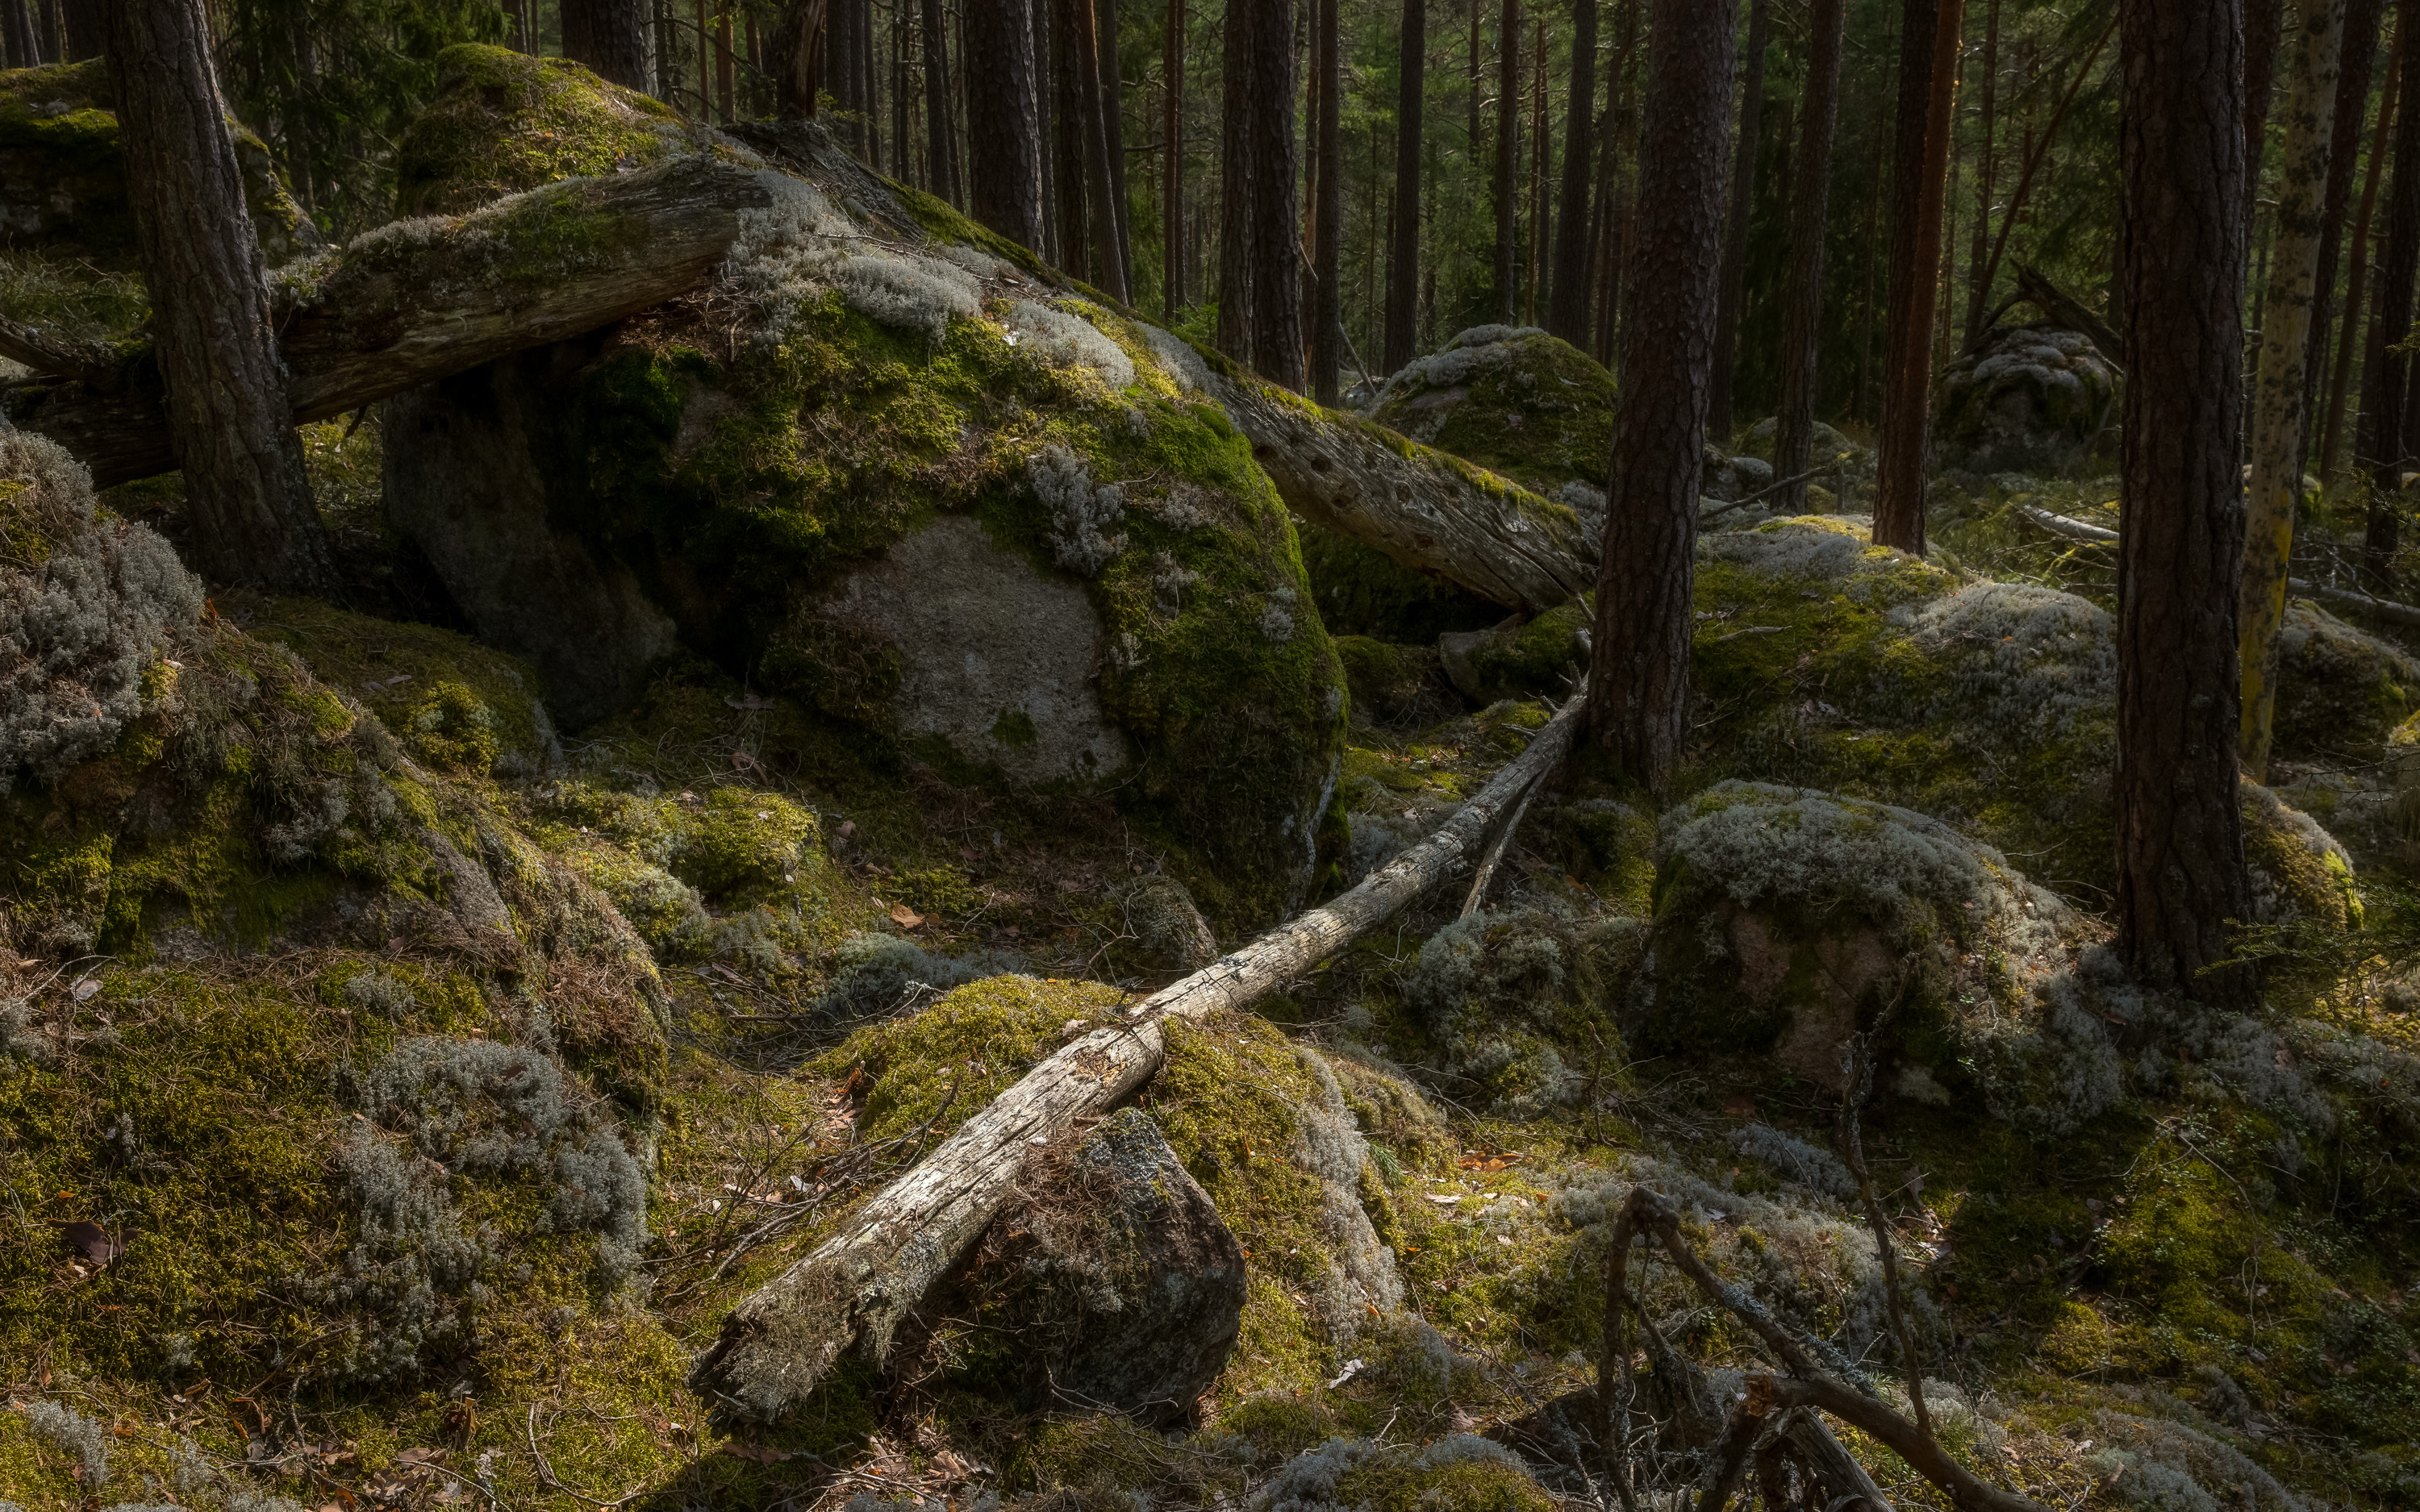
1207, 364, 1597, 612
690, 697, 1588, 1422
4, 156, 790, 489
2014, 503, 2420, 630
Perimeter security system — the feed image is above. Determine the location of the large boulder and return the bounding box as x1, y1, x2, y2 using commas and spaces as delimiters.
1934, 323, 2119, 477
0, 56, 324, 270
1362, 324, 1617, 501
378, 56, 1346, 929
2269, 598, 2420, 764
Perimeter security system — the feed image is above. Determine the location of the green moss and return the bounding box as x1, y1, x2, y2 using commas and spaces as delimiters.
1332, 1447, 1557, 1512
1303, 529, 1502, 644
392, 44, 682, 218
1366, 329, 1617, 498
816, 973, 1126, 1140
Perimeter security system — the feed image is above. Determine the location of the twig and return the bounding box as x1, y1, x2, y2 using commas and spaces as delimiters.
1703, 465, 1831, 520
1460, 768, 1546, 918
1692, 1378, 1775, 1512
1836, 991, 1931, 1439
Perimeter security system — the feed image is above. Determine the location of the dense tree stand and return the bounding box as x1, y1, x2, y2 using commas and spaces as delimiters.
1585, 0, 1734, 793
1872, 0, 1965, 555
104, 0, 340, 598
967, 0, 1047, 253
2113, 0, 2252, 1002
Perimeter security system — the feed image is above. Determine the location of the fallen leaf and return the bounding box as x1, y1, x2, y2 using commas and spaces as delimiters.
889, 903, 924, 928
59, 1220, 123, 1268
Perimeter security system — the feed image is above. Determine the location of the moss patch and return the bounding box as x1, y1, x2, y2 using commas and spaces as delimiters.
392, 44, 684, 218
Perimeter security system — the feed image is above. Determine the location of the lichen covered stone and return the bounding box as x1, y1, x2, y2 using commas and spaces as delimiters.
391, 44, 689, 218
1362, 325, 1616, 499
1934, 323, 2120, 477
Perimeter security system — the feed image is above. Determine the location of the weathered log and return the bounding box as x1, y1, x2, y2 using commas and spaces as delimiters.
3, 156, 794, 489
688, 696, 1587, 1422
2014, 502, 2420, 629
1204, 361, 1599, 613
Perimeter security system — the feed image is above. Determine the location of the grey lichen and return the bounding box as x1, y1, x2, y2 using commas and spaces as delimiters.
1029, 444, 1127, 577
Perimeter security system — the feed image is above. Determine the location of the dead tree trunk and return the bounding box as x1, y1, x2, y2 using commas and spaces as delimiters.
562, 0, 651, 89
1706, 0, 1774, 448
1546, 0, 1597, 346
1871, 0, 1966, 555
1771, 0, 1847, 517
689, 697, 1587, 1423
968, 0, 1048, 253
1383, 0, 1427, 373
104, 0, 340, 597
1585, 0, 1734, 793
2115, 0, 2253, 1002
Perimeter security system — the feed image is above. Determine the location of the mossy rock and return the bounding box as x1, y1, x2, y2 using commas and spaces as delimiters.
391, 44, 687, 219
1934, 323, 2120, 479
1403, 905, 1634, 1118
1300, 523, 1504, 645
1333, 634, 1458, 729
1254, 1435, 1556, 1511
2241, 777, 2362, 931
1438, 602, 1589, 706
2270, 598, 2420, 765
0, 56, 323, 270
1363, 325, 1616, 502
381, 114, 1346, 931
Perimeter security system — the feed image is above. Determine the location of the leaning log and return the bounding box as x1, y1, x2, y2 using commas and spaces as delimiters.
1203, 360, 1599, 613
2013, 502, 2420, 630
689, 697, 1588, 1422
3, 156, 794, 489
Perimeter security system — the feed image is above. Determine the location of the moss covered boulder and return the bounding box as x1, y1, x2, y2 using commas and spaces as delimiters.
0, 56, 324, 269
1934, 323, 2119, 478
2269, 598, 2420, 764
393, 44, 692, 217
380, 76, 1346, 927
1362, 325, 1615, 501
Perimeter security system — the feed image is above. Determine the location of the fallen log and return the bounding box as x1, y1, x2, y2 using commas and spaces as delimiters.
1203, 360, 1599, 613
3, 155, 794, 489
688, 697, 1588, 1422
2013, 502, 2420, 630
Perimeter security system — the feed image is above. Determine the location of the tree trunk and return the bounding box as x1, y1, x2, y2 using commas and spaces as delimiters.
1546, 0, 1597, 345
2115, 0, 2252, 1002
770, 0, 831, 119
1963, 0, 2001, 342
923, 0, 962, 206
3, 0, 35, 69
2356, 23, 2420, 585
9, 157, 792, 489
1053, 0, 1091, 281
1165, 0, 1186, 315
1070, 0, 1124, 298
1217, 0, 1304, 387
58, 0, 93, 58
1096, 0, 1133, 297
689, 695, 1588, 1423
967, 0, 1047, 255
824, 0, 862, 144
1585, 0, 1734, 793
1706, 0, 1773, 449
1493, 0, 1519, 323
1384, 0, 1427, 373
1771, 0, 1847, 517
562, 0, 652, 89
103, 0, 338, 598
1525, 16, 1547, 324
1311, 0, 1342, 401
2302, 0, 2387, 474
1871, 0, 1967, 555
2243, 0, 2348, 783
2249, 0, 2288, 186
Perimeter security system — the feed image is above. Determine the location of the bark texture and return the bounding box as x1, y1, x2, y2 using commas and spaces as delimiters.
1384, 0, 1428, 373
1216, 0, 1305, 386
1871, 0, 1965, 555
104, 0, 339, 596
2242, 0, 2346, 781
562, 0, 651, 90
1585, 0, 1734, 791
2115, 0, 2251, 1001
1546, 0, 1597, 345
689, 698, 1586, 1423
9, 158, 789, 489
1707, 0, 1773, 448
1771, 0, 1846, 516
968, 0, 1048, 254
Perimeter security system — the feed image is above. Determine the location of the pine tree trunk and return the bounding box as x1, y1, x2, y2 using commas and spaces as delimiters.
3, 0, 35, 69
826, 0, 862, 145
1493, 0, 1519, 323
2115, 0, 2252, 1002
1164, 0, 1186, 314
2244, 0, 2348, 782
2313, 0, 2393, 481
1312, 0, 1343, 401
1097, 0, 1133, 296
1871, 0, 1966, 555
1525, 18, 1547, 324
103, 0, 339, 598
1706, 0, 1772, 448
1218, 0, 1304, 385
769, 0, 831, 119
1963, 0, 2001, 341
968, 0, 1047, 255
563, 0, 650, 88
1546, 0, 1597, 344
1054, 0, 1092, 281
1383, 0, 1427, 373
2356, 26, 2420, 584
1070, 0, 1124, 298
58, 0, 92, 57
1585, 0, 1734, 793
924, 0, 962, 206
2249, 0, 2287, 185
1771, 0, 1847, 517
